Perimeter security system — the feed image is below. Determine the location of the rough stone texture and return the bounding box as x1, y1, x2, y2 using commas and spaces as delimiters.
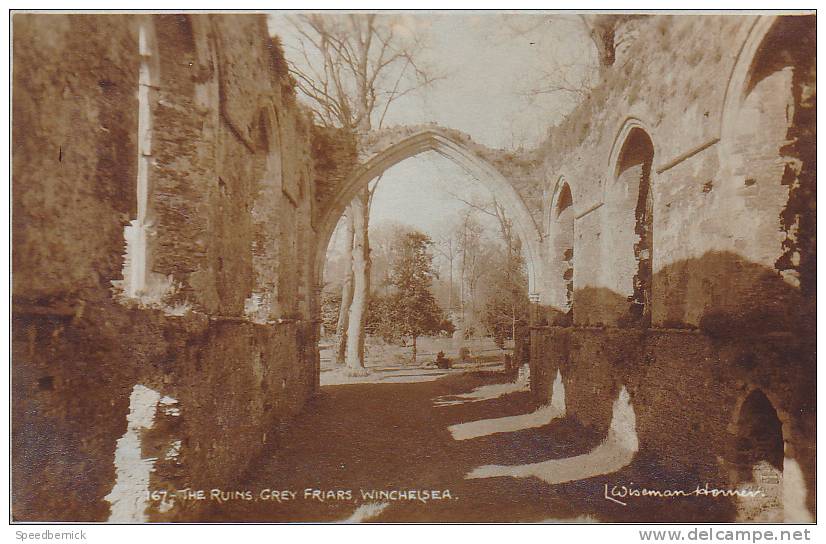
531, 326, 816, 517
12, 13, 319, 521
534, 15, 815, 325
13, 14, 139, 301
529, 14, 816, 519
311, 125, 359, 223
12, 12, 816, 523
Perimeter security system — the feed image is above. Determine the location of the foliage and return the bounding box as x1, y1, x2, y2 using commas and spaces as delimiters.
478, 235, 530, 348
365, 293, 401, 343
388, 232, 446, 342
321, 290, 342, 333
438, 319, 456, 336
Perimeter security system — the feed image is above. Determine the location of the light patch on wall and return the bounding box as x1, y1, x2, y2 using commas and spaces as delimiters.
340, 502, 391, 523
159, 395, 180, 417
114, 21, 178, 310
432, 364, 530, 407
550, 369, 566, 414
105, 384, 161, 522
448, 370, 565, 440
465, 385, 637, 484
244, 292, 271, 324
735, 460, 783, 522
165, 440, 182, 461
782, 457, 814, 523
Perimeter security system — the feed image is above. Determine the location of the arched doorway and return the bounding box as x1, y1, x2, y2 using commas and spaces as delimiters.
732, 389, 785, 522
314, 129, 544, 303
735, 389, 784, 477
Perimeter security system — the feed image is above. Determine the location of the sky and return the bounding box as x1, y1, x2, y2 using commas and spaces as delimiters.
267, 12, 596, 149
266, 13, 597, 258
369, 152, 498, 234
326, 151, 501, 257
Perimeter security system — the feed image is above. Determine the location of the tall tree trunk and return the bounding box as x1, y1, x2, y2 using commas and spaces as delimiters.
460, 223, 467, 326
412, 335, 417, 365
335, 210, 355, 365
447, 254, 454, 310
345, 189, 371, 374
512, 304, 516, 344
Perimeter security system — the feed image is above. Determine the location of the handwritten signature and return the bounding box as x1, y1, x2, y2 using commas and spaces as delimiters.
603, 483, 766, 506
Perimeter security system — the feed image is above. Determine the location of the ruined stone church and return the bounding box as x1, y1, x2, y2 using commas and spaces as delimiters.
11, 13, 815, 522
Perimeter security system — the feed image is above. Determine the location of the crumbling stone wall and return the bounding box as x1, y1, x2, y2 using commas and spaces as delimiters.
530, 326, 815, 520
530, 14, 816, 520
533, 15, 814, 327
12, 11, 816, 523
12, 13, 319, 521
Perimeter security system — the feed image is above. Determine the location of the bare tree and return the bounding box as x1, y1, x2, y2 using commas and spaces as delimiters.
433, 229, 458, 310
334, 212, 354, 365
284, 14, 438, 373
497, 14, 601, 112
344, 190, 370, 375
444, 189, 527, 342
454, 209, 484, 331
501, 14, 650, 107
444, 190, 518, 264
286, 13, 438, 132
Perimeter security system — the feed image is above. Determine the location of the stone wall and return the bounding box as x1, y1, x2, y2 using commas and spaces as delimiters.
12, 13, 319, 521
529, 14, 816, 520
534, 14, 815, 327
530, 326, 816, 518
12, 11, 816, 523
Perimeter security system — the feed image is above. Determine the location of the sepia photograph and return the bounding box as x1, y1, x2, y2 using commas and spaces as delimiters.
9, 7, 817, 527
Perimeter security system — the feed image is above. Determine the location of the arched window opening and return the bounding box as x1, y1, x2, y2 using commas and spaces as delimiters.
552, 182, 574, 320
615, 128, 654, 326
744, 17, 815, 296
245, 108, 285, 323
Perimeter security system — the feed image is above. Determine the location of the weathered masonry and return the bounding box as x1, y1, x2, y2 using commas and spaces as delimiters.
12, 14, 322, 521
11, 13, 815, 522
529, 14, 816, 521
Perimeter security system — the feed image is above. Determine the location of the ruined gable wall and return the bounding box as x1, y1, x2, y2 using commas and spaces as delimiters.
12, 14, 318, 521
536, 14, 813, 330
537, 15, 756, 325
530, 15, 816, 519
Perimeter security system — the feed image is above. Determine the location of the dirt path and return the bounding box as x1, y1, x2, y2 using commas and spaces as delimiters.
195, 368, 734, 522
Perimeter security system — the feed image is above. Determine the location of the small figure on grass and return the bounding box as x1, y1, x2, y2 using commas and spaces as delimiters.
435, 351, 452, 369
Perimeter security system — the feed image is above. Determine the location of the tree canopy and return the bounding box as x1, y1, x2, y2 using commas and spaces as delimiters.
389, 232, 445, 343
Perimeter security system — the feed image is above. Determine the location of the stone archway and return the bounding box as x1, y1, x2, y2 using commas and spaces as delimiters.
546, 177, 575, 322
731, 389, 785, 522
605, 120, 655, 326
719, 15, 780, 143
719, 15, 816, 295
313, 127, 545, 303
